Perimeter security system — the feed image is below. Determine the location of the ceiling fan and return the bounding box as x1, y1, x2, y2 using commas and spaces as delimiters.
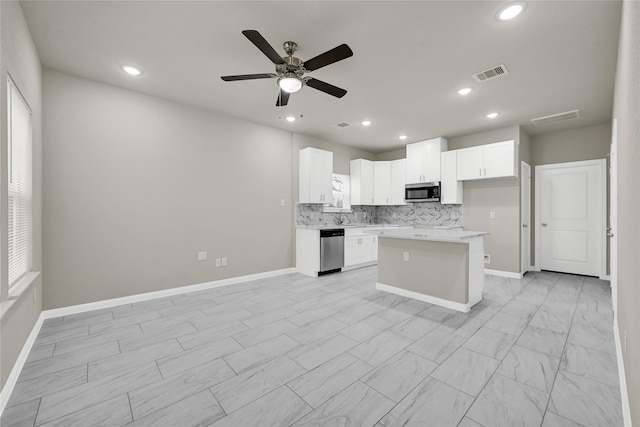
221, 30, 353, 107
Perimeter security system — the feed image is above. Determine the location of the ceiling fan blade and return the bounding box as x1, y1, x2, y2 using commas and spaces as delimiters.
303, 44, 353, 71
242, 30, 286, 65
276, 89, 290, 107
221, 73, 276, 81
305, 78, 347, 98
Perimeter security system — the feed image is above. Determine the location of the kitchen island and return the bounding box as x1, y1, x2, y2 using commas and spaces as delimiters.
365, 228, 489, 313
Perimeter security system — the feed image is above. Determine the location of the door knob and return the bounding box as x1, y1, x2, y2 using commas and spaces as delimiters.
542, 223, 547, 227
607, 231, 614, 237
522, 224, 528, 228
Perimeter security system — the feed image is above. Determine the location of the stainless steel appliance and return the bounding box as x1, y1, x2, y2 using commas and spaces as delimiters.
405, 182, 441, 202
319, 229, 344, 275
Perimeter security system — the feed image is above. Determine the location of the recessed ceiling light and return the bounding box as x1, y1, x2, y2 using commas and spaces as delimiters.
121, 65, 141, 76
457, 87, 473, 96
497, 2, 525, 21
285, 116, 296, 122
486, 112, 500, 119
361, 120, 372, 126
399, 135, 408, 140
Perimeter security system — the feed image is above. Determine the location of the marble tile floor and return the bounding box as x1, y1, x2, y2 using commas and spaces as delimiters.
1, 267, 624, 427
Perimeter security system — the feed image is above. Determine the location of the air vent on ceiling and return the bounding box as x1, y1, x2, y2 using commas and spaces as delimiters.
472, 64, 509, 82
531, 109, 581, 126
333, 122, 351, 129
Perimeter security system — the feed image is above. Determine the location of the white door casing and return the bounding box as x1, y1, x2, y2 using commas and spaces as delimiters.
609, 119, 617, 310
535, 160, 606, 277
521, 162, 531, 274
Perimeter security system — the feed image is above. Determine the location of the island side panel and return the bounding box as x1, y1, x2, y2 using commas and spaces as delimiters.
377, 237, 469, 305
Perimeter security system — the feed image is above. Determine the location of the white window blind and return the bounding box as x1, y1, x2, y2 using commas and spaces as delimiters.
7, 77, 33, 289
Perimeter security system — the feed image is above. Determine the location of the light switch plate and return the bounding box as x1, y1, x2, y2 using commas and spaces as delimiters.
197, 251, 208, 261
221, 257, 228, 266
490, 211, 496, 219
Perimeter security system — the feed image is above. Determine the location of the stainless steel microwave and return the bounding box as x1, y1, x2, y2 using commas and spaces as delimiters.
405, 182, 440, 202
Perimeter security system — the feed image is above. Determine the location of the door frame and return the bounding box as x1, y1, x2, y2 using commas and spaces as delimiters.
534, 159, 607, 278
520, 161, 531, 275
609, 119, 617, 310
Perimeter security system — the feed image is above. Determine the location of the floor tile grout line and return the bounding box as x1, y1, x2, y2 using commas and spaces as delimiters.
126, 392, 134, 423
30, 397, 42, 427
539, 275, 586, 426
455, 274, 557, 426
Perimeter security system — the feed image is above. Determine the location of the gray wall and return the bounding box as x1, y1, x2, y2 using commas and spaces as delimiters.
612, 0, 639, 423
0, 1, 43, 391
42, 70, 294, 309
531, 123, 611, 166
448, 126, 523, 274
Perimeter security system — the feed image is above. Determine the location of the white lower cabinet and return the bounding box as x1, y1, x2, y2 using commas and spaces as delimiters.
344, 229, 377, 267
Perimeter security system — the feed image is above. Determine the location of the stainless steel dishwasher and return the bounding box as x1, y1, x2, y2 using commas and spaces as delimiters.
319, 229, 344, 275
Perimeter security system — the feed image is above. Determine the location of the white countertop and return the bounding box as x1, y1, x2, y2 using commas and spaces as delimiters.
296, 224, 407, 230
364, 228, 489, 242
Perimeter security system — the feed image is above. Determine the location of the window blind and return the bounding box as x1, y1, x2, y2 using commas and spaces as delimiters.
7, 77, 33, 288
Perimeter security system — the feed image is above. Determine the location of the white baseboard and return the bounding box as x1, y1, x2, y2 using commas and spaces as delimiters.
376, 282, 470, 313
484, 269, 523, 279
613, 318, 632, 427
0, 312, 45, 414
43, 268, 295, 319
342, 261, 377, 272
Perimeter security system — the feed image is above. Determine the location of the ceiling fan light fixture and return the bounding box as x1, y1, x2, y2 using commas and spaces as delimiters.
278, 75, 302, 93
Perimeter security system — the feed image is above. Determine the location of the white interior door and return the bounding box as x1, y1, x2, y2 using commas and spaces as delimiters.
609, 119, 617, 310
521, 162, 531, 274
536, 160, 606, 276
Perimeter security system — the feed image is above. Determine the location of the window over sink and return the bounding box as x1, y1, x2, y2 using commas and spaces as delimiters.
323, 173, 352, 212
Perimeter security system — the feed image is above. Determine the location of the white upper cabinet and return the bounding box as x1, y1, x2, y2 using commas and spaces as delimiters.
484, 140, 518, 178
440, 150, 463, 204
406, 137, 448, 184
373, 161, 391, 205
299, 147, 333, 203
456, 140, 518, 181
456, 146, 484, 181
350, 159, 375, 205
390, 159, 407, 205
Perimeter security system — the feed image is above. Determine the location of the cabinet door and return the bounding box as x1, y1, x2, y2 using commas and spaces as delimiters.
405, 142, 424, 184
423, 138, 445, 182
313, 149, 334, 202
344, 236, 361, 267
373, 161, 391, 205
483, 140, 518, 179
371, 235, 378, 261
440, 151, 463, 204
359, 235, 376, 264
456, 146, 484, 181
350, 159, 375, 205
299, 148, 332, 203
390, 159, 407, 205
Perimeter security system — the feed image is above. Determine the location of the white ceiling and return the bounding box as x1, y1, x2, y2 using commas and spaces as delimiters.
20, 1, 621, 153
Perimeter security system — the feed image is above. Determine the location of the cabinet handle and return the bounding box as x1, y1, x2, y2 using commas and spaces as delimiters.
479, 168, 482, 177
484, 168, 486, 176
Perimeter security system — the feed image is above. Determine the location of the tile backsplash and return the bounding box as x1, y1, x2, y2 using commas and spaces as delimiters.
296, 203, 462, 227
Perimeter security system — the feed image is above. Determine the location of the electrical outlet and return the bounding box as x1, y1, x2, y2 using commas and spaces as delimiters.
484, 254, 491, 264
280, 199, 286, 207
197, 251, 208, 261
215, 258, 221, 267
403, 251, 409, 262
489, 211, 496, 219
221, 257, 228, 267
